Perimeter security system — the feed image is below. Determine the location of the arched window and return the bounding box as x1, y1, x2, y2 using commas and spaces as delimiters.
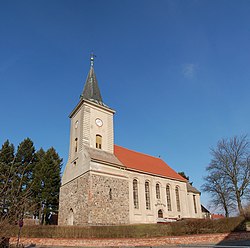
156, 183, 160, 199
166, 185, 172, 211
133, 179, 139, 209
68, 208, 74, 225
175, 186, 181, 212
96, 135, 102, 149
75, 120, 78, 129
158, 209, 163, 218
145, 181, 151, 210
193, 195, 197, 214
74, 138, 78, 152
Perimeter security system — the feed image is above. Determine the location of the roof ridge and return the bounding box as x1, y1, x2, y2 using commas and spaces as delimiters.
114, 144, 187, 182
114, 144, 163, 161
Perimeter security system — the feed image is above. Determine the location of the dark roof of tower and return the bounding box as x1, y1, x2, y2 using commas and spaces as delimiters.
81, 65, 103, 104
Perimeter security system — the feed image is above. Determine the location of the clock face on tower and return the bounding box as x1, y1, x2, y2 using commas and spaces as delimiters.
95, 118, 103, 127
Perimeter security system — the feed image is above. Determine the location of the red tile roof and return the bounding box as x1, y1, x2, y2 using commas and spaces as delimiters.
211, 214, 225, 219
114, 145, 186, 181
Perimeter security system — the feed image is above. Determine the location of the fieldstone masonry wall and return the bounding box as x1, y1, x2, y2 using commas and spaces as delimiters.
88, 173, 129, 225
58, 173, 90, 225
58, 171, 129, 226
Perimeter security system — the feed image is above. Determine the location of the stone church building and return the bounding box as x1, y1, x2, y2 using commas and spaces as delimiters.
58, 55, 202, 226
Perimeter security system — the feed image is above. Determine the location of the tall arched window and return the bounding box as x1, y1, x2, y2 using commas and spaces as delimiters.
145, 181, 151, 210
96, 134, 102, 149
133, 179, 139, 209
175, 186, 181, 212
166, 185, 172, 211
156, 183, 160, 199
74, 138, 78, 152
193, 195, 197, 214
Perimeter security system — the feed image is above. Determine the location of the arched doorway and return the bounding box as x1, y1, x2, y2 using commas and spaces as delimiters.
158, 209, 163, 218
68, 208, 74, 225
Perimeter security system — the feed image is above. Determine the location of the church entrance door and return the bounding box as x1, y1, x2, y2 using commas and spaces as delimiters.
158, 209, 163, 218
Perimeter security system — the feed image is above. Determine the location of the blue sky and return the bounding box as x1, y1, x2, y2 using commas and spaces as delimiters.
1, 0, 250, 211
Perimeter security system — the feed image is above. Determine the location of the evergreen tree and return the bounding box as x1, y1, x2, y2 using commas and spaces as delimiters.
33, 147, 62, 224
0, 140, 15, 217
32, 148, 46, 220
0, 138, 62, 225
178, 171, 193, 185
12, 138, 36, 220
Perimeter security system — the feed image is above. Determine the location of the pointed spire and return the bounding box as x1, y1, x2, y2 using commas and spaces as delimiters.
81, 53, 103, 104
90, 52, 95, 67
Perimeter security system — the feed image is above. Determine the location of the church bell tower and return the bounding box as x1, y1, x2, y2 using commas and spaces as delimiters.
62, 54, 115, 185
59, 54, 129, 226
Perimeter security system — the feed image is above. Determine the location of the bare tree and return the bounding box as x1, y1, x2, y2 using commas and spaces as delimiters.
202, 171, 235, 217
203, 135, 250, 215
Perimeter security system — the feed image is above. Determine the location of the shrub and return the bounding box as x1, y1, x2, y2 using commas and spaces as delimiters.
0, 216, 246, 239
244, 204, 250, 220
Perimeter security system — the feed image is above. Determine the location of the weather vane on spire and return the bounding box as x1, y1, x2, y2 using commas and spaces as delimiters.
90, 52, 96, 67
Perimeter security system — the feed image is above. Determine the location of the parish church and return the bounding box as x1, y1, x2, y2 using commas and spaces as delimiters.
58, 55, 202, 226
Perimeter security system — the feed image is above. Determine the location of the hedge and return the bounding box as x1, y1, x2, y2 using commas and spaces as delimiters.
1, 216, 246, 239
